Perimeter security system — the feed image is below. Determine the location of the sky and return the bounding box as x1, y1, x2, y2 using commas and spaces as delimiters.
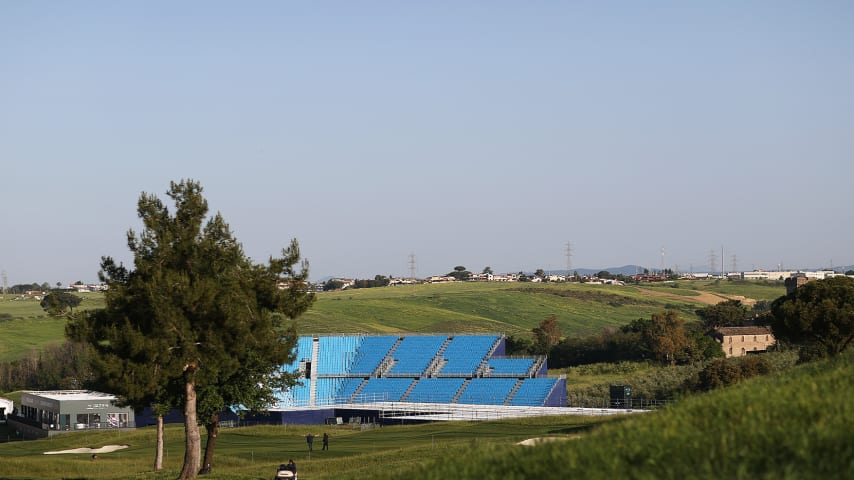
2, 1, 853, 285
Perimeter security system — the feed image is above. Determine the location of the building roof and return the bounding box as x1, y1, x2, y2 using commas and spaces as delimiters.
714, 326, 773, 336
25, 390, 118, 401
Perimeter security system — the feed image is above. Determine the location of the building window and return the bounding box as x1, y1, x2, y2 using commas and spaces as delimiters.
729, 347, 733, 355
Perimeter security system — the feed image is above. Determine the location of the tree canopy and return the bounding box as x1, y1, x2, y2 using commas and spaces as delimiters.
531, 315, 562, 355
447, 266, 472, 281
40, 290, 82, 317
770, 276, 854, 359
67, 180, 314, 479
696, 299, 751, 330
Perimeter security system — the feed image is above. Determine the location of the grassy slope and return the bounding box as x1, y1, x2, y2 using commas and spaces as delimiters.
0, 415, 614, 479
387, 350, 854, 480
0, 352, 848, 479
299, 282, 705, 337
0, 293, 104, 362
0, 281, 786, 363
641, 279, 786, 303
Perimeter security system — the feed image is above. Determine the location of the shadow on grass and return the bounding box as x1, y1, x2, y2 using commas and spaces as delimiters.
547, 424, 595, 435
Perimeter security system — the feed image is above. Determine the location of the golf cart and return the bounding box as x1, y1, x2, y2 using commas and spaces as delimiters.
275, 463, 297, 479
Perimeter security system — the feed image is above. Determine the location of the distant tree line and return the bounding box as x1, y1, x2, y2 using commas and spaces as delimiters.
3, 282, 52, 294
0, 341, 93, 393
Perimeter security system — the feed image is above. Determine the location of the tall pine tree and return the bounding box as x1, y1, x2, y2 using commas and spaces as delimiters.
68, 180, 314, 479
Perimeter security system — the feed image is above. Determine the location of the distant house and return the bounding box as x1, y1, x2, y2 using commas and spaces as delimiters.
711, 326, 776, 358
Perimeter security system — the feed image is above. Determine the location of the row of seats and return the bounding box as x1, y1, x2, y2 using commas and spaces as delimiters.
280, 375, 558, 407
487, 358, 534, 376
283, 335, 528, 378
388, 336, 447, 375
440, 335, 499, 375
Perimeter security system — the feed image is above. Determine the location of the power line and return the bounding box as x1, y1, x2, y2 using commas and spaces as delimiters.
565, 242, 573, 277
408, 253, 417, 279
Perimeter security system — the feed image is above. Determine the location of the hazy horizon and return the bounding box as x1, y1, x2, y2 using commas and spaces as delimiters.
3, 2, 852, 284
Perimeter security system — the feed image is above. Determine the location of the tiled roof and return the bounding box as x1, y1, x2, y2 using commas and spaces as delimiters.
715, 326, 773, 336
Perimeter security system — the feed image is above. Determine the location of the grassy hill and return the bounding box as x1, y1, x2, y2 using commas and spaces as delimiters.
0, 281, 786, 362
0, 293, 104, 362
0, 349, 848, 479
299, 280, 786, 336
386, 349, 854, 480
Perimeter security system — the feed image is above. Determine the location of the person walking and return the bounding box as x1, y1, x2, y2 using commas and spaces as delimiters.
306, 433, 315, 453
322, 432, 329, 451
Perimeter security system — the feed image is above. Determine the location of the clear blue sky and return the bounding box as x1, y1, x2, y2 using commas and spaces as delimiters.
2, 1, 853, 284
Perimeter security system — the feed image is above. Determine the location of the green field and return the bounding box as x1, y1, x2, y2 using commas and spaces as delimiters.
0, 350, 849, 479
387, 349, 853, 480
298, 281, 745, 336
0, 281, 787, 363
0, 293, 104, 362
640, 279, 786, 303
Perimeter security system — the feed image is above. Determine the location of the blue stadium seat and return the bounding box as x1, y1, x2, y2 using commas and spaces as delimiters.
439, 335, 498, 376
388, 336, 446, 376
349, 336, 398, 376
507, 378, 558, 406
456, 378, 518, 405
357, 378, 415, 402
406, 378, 466, 403
487, 358, 534, 376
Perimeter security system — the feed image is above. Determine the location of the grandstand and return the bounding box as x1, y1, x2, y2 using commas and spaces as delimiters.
268, 334, 570, 424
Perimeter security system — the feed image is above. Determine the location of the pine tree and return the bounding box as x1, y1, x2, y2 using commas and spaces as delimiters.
67, 180, 314, 479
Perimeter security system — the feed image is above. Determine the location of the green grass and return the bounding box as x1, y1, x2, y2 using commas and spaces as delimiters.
0, 281, 786, 363
299, 282, 705, 337
1, 352, 849, 479
0, 293, 103, 361
0, 415, 615, 479
635, 279, 786, 303
384, 350, 854, 480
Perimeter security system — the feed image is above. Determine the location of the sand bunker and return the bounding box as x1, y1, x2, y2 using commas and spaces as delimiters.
44, 445, 129, 455
516, 436, 577, 446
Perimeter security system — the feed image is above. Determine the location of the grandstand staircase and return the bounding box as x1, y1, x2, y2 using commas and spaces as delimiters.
452, 379, 471, 403
528, 355, 547, 377
475, 336, 503, 377
424, 337, 452, 377
375, 336, 403, 377
399, 380, 419, 402
349, 379, 368, 403
503, 379, 524, 405
309, 338, 319, 406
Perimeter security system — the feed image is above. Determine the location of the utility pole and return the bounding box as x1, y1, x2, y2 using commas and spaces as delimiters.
709, 250, 717, 276
408, 253, 417, 279
565, 241, 573, 279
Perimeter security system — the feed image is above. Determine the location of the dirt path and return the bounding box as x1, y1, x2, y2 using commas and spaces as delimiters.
637, 288, 756, 307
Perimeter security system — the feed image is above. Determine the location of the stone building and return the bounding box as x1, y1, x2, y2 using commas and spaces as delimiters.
711, 326, 776, 358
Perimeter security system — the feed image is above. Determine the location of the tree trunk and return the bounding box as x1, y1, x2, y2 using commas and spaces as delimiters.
199, 412, 219, 474
179, 377, 201, 480
154, 415, 164, 471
